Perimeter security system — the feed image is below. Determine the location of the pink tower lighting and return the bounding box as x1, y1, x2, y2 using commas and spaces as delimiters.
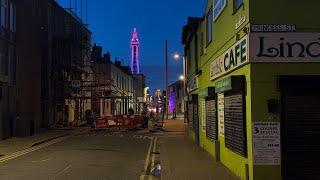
130, 28, 140, 74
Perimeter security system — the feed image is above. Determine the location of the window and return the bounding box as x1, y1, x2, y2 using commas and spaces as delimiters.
9, 1, 15, 32
234, 0, 243, 11
206, 8, 213, 45
200, 32, 204, 55
213, 0, 226, 21
1, 0, 8, 28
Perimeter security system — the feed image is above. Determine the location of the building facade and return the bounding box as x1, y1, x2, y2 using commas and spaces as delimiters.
92, 46, 134, 117
168, 80, 184, 114
0, 0, 16, 139
183, 0, 320, 179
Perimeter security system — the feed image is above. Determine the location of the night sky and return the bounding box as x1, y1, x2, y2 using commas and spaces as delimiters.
57, 0, 206, 94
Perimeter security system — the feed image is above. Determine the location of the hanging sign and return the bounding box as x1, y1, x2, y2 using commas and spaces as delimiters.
210, 35, 249, 80
253, 121, 281, 165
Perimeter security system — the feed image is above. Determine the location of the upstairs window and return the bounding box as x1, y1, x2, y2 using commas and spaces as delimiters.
9, 1, 15, 32
213, 0, 226, 21
200, 32, 204, 55
1, 0, 8, 28
206, 8, 213, 46
234, 0, 243, 11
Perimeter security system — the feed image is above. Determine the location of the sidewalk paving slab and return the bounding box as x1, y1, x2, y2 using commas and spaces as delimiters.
159, 119, 239, 180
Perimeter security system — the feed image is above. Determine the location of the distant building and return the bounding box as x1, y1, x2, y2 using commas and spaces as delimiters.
168, 80, 184, 114
0, 0, 16, 139
130, 28, 140, 74
91, 45, 134, 117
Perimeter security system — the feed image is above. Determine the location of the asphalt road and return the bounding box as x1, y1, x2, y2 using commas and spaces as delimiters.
0, 131, 153, 180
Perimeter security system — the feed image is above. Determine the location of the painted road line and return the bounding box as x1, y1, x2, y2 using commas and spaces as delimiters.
0, 136, 69, 163
140, 137, 154, 180
148, 137, 158, 180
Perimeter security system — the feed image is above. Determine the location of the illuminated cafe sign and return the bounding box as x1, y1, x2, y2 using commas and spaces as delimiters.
250, 33, 320, 62
252, 24, 296, 32
210, 35, 249, 80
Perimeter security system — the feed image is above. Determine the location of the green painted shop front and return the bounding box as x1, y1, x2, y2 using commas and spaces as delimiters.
188, 32, 320, 180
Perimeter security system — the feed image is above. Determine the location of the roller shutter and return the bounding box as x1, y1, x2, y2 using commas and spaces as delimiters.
224, 93, 247, 157
282, 94, 320, 180
206, 98, 217, 141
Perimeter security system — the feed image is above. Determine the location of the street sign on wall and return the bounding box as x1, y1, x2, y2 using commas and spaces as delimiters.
251, 24, 296, 32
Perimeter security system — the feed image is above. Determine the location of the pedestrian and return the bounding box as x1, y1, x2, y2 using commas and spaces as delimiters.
172, 108, 176, 119
87, 110, 95, 127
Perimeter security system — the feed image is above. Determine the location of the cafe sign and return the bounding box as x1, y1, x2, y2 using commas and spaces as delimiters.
250, 33, 320, 62
210, 35, 249, 80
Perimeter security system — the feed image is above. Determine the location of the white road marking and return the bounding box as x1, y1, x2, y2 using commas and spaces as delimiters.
140, 137, 154, 180
148, 137, 158, 180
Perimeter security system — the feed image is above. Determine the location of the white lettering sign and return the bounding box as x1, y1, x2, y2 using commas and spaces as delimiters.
210, 35, 249, 80
253, 121, 281, 165
252, 24, 296, 32
218, 93, 225, 137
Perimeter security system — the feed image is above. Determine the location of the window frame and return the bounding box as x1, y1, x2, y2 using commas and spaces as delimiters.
206, 7, 213, 46
233, 0, 244, 13
213, 0, 227, 22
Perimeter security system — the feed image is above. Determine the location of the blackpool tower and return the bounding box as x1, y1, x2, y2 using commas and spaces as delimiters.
130, 28, 140, 74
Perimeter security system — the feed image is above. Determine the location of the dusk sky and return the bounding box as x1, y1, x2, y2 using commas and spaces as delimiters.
57, 0, 206, 93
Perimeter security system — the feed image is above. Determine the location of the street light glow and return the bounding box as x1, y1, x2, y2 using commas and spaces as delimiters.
173, 52, 180, 60
179, 75, 185, 81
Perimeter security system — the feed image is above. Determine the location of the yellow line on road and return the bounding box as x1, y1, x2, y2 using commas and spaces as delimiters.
140, 136, 154, 180
0, 136, 69, 163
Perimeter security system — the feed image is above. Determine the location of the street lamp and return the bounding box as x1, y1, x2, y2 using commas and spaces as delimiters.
179, 75, 185, 81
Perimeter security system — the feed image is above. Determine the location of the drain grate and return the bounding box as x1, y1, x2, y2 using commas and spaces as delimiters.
0, 155, 4, 157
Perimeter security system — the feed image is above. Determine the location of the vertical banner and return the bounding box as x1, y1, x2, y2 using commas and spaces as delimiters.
217, 93, 225, 137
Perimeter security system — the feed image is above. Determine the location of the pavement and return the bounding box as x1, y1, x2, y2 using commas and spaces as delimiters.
158, 119, 239, 180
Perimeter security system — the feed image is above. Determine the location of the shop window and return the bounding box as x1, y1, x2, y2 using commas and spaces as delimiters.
213, 0, 226, 21
224, 92, 247, 157
206, 7, 213, 46
206, 98, 218, 141
234, 0, 243, 12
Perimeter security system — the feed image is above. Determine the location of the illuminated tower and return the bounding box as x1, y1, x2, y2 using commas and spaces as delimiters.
131, 28, 140, 74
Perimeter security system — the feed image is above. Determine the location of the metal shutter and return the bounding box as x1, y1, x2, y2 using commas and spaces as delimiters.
188, 103, 194, 129
224, 93, 247, 157
283, 95, 320, 180
193, 101, 199, 133
206, 99, 217, 141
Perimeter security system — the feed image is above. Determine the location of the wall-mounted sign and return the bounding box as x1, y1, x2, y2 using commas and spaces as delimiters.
187, 76, 198, 92
217, 93, 225, 137
251, 24, 296, 32
253, 121, 281, 165
215, 77, 232, 93
235, 16, 246, 30
250, 33, 320, 62
210, 35, 249, 80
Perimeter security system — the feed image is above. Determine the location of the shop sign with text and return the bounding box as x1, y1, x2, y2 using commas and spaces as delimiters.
187, 76, 198, 92
250, 33, 320, 62
210, 35, 249, 80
